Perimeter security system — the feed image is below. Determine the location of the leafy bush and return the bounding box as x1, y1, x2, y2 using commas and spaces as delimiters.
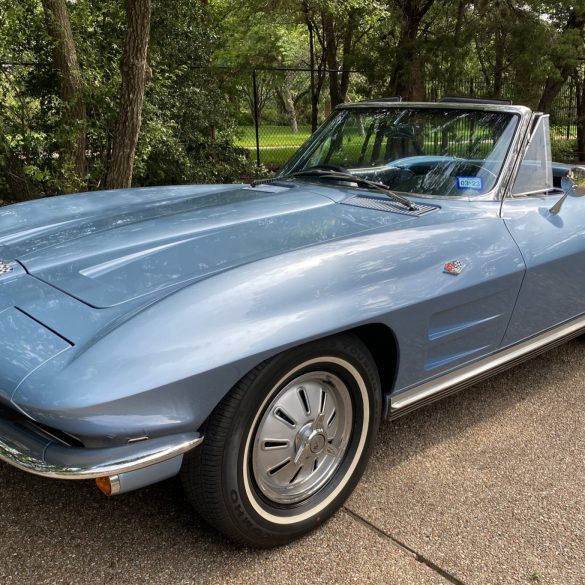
551, 139, 577, 164
0, 0, 265, 202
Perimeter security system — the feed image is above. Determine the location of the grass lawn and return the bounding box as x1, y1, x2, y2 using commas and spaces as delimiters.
236, 125, 312, 167
236, 124, 313, 148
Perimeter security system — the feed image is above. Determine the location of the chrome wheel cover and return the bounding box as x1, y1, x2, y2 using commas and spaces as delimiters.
251, 370, 353, 505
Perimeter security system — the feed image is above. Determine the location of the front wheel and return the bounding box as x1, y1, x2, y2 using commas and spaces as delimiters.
181, 333, 381, 547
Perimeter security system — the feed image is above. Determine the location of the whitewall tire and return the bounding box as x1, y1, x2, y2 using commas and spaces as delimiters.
181, 333, 381, 547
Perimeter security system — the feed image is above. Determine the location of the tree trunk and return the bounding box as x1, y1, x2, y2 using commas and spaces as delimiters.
313, 62, 326, 126
322, 9, 356, 108
303, 2, 329, 130
105, 0, 152, 190
303, 1, 318, 132
539, 76, 569, 114
492, 29, 507, 98
388, 27, 420, 100
538, 8, 585, 113
1, 153, 42, 202
323, 11, 343, 108
409, 55, 425, 101
339, 10, 357, 103
281, 74, 298, 134
387, 1, 435, 100
41, 0, 86, 191
475, 35, 491, 89
445, 0, 467, 93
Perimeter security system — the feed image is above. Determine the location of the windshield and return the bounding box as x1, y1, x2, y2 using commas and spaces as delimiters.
279, 107, 519, 197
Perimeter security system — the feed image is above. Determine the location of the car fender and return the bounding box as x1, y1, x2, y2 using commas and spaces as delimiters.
13, 216, 525, 443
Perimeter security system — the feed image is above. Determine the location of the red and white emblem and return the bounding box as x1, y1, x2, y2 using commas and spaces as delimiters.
443, 260, 464, 275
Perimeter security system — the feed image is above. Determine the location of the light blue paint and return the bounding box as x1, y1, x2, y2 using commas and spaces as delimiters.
0, 101, 580, 490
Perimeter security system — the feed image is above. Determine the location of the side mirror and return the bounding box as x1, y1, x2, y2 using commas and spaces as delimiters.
550, 167, 585, 215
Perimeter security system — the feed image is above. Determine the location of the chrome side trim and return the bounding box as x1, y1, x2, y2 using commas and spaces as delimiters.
0, 427, 203, 480
390, 313, 585, 414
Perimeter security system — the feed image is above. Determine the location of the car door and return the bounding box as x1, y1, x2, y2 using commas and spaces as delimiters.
501, 114, 585, 345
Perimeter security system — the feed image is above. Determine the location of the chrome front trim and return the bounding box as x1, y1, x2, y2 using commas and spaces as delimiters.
109, 474, 121, 495
0, 428, 203, 480
391, 313, 585, 412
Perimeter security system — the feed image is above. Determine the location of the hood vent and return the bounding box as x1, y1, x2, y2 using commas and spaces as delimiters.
341, 195, 438, 217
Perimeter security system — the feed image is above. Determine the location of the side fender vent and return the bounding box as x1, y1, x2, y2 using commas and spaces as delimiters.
341, 195, 438, 217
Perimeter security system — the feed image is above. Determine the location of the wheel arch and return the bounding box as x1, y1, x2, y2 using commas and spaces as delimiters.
346, 323, 398, 410
195, 322, 399, 434
181, 328, 384, 546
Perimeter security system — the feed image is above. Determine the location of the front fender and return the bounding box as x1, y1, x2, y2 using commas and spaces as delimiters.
13, 215, 524, 444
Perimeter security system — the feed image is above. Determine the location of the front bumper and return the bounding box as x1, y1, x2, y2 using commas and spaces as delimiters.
0, 412, 202, 480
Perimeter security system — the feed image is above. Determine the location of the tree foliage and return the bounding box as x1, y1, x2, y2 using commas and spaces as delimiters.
1, 0, 585, 201
0, 0, 259, 201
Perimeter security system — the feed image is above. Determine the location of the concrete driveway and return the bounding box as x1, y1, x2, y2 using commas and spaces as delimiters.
1, 340, 584, 585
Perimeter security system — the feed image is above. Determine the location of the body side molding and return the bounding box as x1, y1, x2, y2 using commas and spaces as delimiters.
387, 312, 585, 419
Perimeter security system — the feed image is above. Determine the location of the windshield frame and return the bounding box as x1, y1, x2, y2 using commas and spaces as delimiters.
278, 102, 532, 202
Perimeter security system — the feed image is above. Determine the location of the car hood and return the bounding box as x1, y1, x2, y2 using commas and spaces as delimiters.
1, 183, 413, 308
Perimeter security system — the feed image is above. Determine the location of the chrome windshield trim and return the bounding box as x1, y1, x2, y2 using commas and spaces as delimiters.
0, 426, 203, 480
339, 101, 531, 116
391, 312, 585, 411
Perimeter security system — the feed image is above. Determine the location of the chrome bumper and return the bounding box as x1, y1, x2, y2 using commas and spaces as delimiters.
0, 415, 202, 480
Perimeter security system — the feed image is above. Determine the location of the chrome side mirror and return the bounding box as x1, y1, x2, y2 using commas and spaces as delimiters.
550, 167, 585, 214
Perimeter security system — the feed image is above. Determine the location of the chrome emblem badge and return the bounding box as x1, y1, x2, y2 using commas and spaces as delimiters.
443, 260, 464, 275
0, 260, 13, 275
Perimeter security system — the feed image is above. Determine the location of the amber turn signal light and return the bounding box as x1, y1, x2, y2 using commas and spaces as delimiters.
95, 475, 120, 495
95, 476, 112, 495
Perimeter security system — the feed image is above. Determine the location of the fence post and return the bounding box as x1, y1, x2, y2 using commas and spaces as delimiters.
308, 26, 317, 133
252, 69, 261, 167
568, 80, 574, 141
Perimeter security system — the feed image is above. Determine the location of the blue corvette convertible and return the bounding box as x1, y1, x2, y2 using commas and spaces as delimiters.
0, 98, 584, 546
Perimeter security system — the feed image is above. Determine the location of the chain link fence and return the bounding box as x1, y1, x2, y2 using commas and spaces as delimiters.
236, 68, 370, 170
235, 69, 582, 169
424, 76, 580, 162
2, 62, 582, 181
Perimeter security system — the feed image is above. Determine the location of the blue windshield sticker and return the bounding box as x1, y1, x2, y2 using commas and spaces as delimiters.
456, 176, 483, 191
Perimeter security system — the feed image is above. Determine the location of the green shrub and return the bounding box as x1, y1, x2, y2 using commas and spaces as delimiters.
551, 139, 577, 164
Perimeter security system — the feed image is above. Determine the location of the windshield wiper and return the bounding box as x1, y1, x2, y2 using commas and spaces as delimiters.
280, 169, 417, 211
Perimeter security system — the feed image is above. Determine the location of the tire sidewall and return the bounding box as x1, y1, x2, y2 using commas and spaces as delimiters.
221, 336, 381, 544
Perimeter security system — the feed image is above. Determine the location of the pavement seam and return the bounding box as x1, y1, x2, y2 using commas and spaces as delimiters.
342, 507, 467, 585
